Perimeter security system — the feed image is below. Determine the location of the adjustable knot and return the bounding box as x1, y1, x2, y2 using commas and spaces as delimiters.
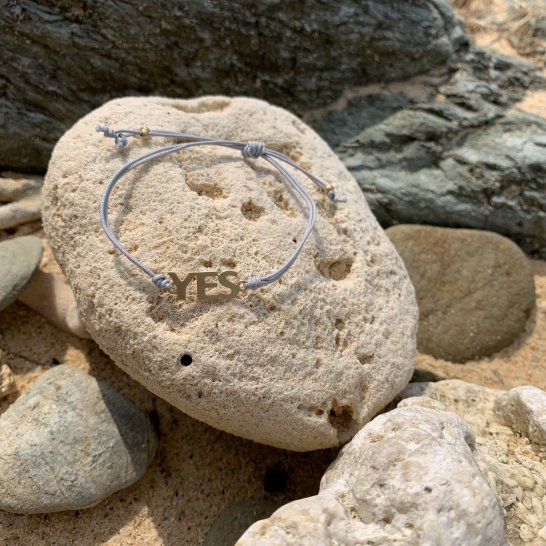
152, 274, 174, 291
244, 276, 268, 290
242, 141, 266, 159
96, 123, 128, 149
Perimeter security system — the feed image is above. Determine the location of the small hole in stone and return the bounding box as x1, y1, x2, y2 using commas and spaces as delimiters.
424, 486, 432, 493
335, 318, 345, 330
315, 257, 354, 281
180, 354, 193, 366
197, 391, 203, 398
201, 259, 213, 268
241, 199, 265, 220
315, 408, 324, 416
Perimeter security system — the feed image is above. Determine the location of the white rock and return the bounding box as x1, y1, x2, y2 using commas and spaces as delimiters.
237, 405, 506, 545
0, 174, 43, 201
495, 386, 546, 446
41, 96, 418, 451
400, 380, 546, 545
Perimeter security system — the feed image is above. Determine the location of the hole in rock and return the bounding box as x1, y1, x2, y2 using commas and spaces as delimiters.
201, 259, 213, 268
241, 199, 265, 220
187, 181, 227, 199
180, 354, 193, 366
328, 399, 355, 441
222, 258, 237, 269
358, 353, 374, 365
315, 257, 354, 281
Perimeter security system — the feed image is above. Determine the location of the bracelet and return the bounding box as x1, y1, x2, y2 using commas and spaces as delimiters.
96, 124, 347, 302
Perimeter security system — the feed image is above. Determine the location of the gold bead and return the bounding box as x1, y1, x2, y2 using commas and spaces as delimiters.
139, 126, 150, 139
321, 183, 334, 195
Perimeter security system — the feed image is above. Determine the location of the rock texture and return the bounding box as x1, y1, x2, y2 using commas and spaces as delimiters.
0, 0, 467, 172
0, 236, 43, 311
237, 405, 506, 545
401, 380, 546, 545
0, 365, 156, 514
387, 225, 536, 362
42, 96, 418, 451
313, 50, 546, 258
0, 362, 16, 398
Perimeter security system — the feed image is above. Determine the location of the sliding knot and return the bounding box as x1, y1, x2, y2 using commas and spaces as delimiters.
242, 141, 265, 159
152, 274, 174, 291
244, 276, 268, 290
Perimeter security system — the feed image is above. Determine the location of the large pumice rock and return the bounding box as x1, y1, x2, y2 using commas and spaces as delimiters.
237, 405, 506, 545
42, 96, 418, 451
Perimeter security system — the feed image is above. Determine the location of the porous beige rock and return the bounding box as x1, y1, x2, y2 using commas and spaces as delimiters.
42, 96, 417, 451
237, 405, 506, 545
401, 380, 546, 545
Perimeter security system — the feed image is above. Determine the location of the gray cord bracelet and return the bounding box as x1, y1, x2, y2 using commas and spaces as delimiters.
97, 124, 347, 301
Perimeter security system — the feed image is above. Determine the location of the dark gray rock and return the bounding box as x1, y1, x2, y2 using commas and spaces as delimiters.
0, 235, 43, 311
1, 0, 467, 172
0, 365, 157, 513
313, 50, 546, 257
387, 224, 536, 362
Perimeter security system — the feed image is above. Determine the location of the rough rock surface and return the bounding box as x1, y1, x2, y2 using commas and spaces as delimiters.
495, 386, 546, 446
313, 50, 546, 257
401, 380, 546, 545
0, 364, 157, 514
237, 405, 506, 545
387, 224, 536, 362
0, 361, 16, 398
0, 235, 43, 311
0, 0, 467, 171
42, 96, 418, 451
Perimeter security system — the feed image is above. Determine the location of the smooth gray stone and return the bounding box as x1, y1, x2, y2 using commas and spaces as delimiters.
313, 50, 546, 257
0, 365, 157, 513
0, 0, 467, 172
387, 225, 536, 362
203, 499, 282, 546
0, 235, 43, 312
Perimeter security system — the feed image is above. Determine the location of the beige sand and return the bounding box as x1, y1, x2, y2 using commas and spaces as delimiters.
0, 223, 545, 545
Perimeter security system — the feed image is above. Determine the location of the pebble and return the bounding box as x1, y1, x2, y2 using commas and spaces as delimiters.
0, 194, 41, 230
0, 174, 43, 202
387, 224, 535, 362
0, 365, 157, 513
0, 235, 43, 312
41, 95, 418, 451
17, 269, 91, 338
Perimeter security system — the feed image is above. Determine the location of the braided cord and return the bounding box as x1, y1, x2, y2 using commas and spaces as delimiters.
97, 124, 347, 292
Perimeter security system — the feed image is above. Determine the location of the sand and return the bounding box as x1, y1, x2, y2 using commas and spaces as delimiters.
0, 220, 545, 546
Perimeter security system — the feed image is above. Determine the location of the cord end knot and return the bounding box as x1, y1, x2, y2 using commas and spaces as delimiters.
244, 276, 268, 290
242, 141, 266, 159
152, 274, 174, 291
96, 123, 128, 149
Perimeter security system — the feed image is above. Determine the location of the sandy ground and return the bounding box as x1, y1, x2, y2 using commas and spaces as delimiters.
0, 222, 545, 546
